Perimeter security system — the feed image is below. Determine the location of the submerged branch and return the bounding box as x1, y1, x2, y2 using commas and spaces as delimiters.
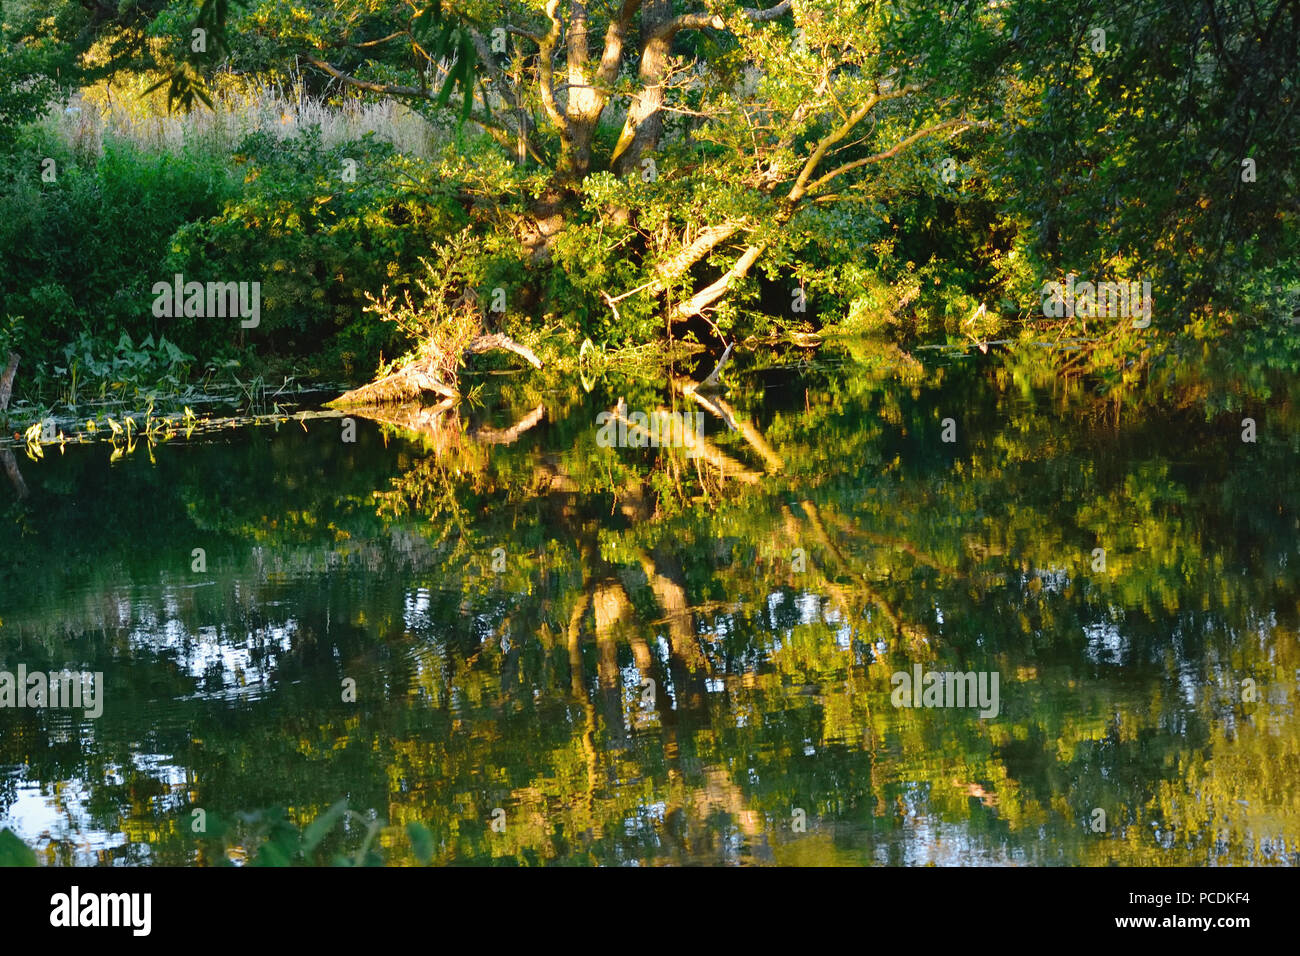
698, 343, 734, 388
1, 448, 27, 499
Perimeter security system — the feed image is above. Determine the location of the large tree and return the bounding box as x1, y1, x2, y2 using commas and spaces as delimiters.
254, 0, 996, 331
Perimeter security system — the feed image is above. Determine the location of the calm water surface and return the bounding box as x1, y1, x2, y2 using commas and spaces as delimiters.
2, 345, 1298, 865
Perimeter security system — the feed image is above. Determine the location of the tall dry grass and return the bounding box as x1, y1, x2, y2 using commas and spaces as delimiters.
39, 71, 443, 159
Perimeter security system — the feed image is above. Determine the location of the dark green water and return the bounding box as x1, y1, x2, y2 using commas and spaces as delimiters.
2, 345, 1298, 865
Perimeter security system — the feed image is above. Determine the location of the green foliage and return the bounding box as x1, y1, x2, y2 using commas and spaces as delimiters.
985, 0, 1300, 335
0, 828, 37, 866
0, 40, 66, 148
2, 0, 1297, 388
166, 128, 464, 369
0, 131, 237, 386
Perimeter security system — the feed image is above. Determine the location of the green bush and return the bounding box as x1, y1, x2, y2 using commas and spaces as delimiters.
165, 128, 468, 373
0, 130, 238, 379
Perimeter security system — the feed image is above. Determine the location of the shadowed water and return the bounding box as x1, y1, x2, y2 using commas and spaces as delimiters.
1, 343, 1298, 866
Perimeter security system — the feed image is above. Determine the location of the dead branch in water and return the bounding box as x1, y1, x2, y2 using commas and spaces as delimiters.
329, 334, 542, 408
344, 397, 459, 435
329, 359, 461, 407
698, 343, 733, 389
465, 333, 543, 369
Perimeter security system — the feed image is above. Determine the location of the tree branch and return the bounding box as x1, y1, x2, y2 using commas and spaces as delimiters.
671, 241, 768, 319
806, 117, 972, 195
303, 54, 429, 98
743, 0, 793, 22
654, 1, 792, 40
466, 26, 520, 102
0, 352, 18, 413
537, 0, 568, 133
465, 333, 544, 369
505, 24, 544, 45
595, 0, 643, 88
465, 26, 541, 160
655, 221, 743, 282
668, 84, 938, 321
349, 31, 406, 49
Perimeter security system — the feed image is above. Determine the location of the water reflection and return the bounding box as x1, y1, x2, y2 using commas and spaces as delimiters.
1, 344, 1298, 865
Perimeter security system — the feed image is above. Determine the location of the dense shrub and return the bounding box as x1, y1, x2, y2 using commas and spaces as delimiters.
164, 128, 468, 373
0, 122, 473, 391
0, 129, 237, 378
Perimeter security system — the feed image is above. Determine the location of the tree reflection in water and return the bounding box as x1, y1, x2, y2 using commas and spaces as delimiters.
1, 344, 1298, 866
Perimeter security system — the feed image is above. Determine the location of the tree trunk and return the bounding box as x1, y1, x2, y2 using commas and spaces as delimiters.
613, 0, 672, 176
672, 242, 769, 320
0, 352, 18, 413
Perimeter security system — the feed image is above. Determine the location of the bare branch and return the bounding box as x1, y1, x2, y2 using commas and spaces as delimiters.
505, 24, 544, 45
671, 241, 768, 319
303, 54, 429, 98
656, 222, 743, 282
744, 1, 794, 23
349, 31, 406, 49
465, 333, 544, 369
654, 11, 725, 39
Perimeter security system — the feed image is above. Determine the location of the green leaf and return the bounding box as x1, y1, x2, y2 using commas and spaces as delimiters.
0, 828, 37, 866
301, 799, 348, 852
253, 840, 294, 867
406, 822, 434, 864
434, 60, 459, 108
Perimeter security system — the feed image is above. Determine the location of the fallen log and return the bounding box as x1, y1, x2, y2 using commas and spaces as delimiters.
328, 334, 541, 408
341, 397, 459, 437
327, 358, 459, 408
